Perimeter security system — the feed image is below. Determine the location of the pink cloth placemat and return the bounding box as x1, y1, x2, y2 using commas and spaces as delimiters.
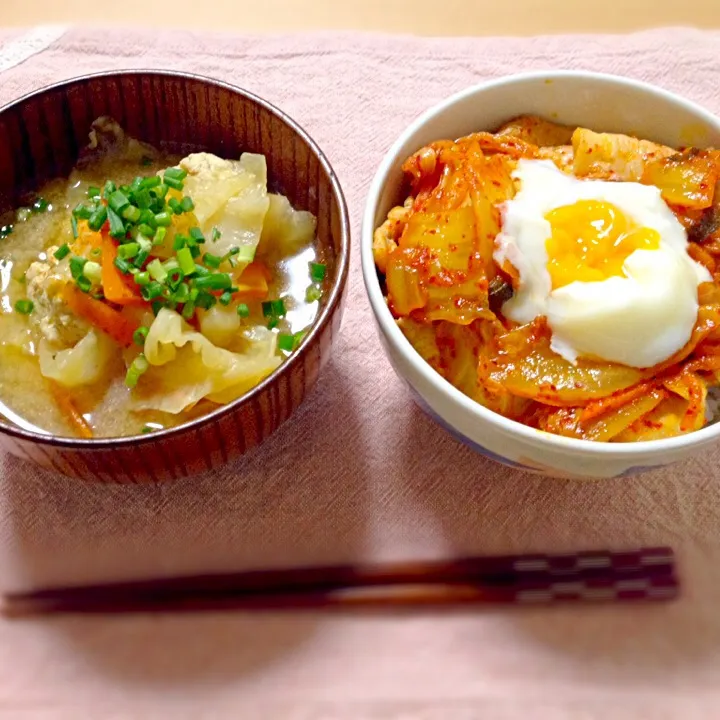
1, 24, 720, 718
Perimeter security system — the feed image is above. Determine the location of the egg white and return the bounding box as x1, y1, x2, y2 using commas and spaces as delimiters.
495, 159, 711, 368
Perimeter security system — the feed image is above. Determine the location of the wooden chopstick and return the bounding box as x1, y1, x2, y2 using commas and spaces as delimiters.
1, 546, 678, 617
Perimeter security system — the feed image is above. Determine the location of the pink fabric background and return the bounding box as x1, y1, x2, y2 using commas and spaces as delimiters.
1, 25, 720, 718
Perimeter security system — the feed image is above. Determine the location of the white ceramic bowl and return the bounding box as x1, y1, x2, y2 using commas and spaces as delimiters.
361, 70, 720, 479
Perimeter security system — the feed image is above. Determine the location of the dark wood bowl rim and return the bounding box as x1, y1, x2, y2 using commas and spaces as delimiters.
0, 69, 351, 449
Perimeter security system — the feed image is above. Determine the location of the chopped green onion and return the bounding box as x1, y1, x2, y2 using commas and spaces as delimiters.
122, 205, 142, 223
219, 290, 233, 306
171, 282, 190, 304
188, 244, 201, 259
294, 330, 308, 347
192, 264, 211, 278
152, 301, 164, 317
195, 291, 217, 310
117, 242, 140, 260
69, 256, 87, 280
14, 299, 33, 315
70, 216, 79, 239
263, 298, 287, 317
152, 183, 169, 200
194, 273, 232, 291
88, 205, 108, 232
84, 261, 102, 284
54, 244, 71, 261
114, 257, 132, 275
137, 235, 152, 253
134, 249, 150, 268
167, 268, 185, 291
211, 227, 221, 242
108, 190, 130, 214
103, 180, 116, 199
168, 198, 183, 215
130, 177, 143, 193
164, 176, 184, 191
176, 247, 196, 276
153, 227, 167, 246
133, 326, 149, 346
277, 333, 295, 352
87, 186, 101, 199
154, 211, 172, 227
202, 253, 223, 269
189, 227, 205, 243
173, 234, 186, 251
181, 299, 195, 319
125, 353, 149, 388
236, 303, 250, 318
181, 196, 195, 212
73, 203, 92, 220
267, 317, 279, 330
147, 259, 168, 283
132, 188, 152, 210
164, 167, 188, 182
310, 262, 327, 283
107, 207, 126, 239
134, 271, 150, 286
140, 176, 161, 189
141, 281, 164, 301
76, 275, 92, 293
32, 197, 49, 213
235, 245, 256, 263
306, 285, 323, 303
137, 223, 154, 239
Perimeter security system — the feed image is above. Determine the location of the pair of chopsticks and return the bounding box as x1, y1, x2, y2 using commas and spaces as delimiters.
1, 546, 678, 617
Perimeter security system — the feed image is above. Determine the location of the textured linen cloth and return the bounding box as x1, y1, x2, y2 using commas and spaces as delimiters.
1, 25, 720, 719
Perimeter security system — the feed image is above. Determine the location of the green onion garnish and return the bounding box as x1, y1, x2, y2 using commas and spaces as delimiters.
14, 299, 33, 315
152, 301, 164, 317
69, 256, 87, 280
167, 268, 185, 290
267, 317, 279, 330
133, 326, 149, 346
180, 196, 195, 212
219, 290, 233, 306
76, 275, 92, 293
189, 227, 205, 243
71, 216, 79, 239
262, 298, 287, 318
134, 249, 150, 268
194, 273, 232, 291
137, 223, 154, 239
236, 303, 250, 318
153, 227, 167, 247
195, 291, 217, 310
211, 227, 221, 242
54, 244, 71, 261
173, 234, 186, 251
122, 205, 142, 223
132, 189, 152, 210
147, 259, 168, 283
202, 253, 223, 269
125, 353, 149, 388
88, 205, 108, 232
164, 176, 184, 191
107, 207, 126, 239
103, 180, 116, 199
141, 281, 164, 301
153, 183, 169, 200
73, 204, 92, 220
164, 167, 188, 182
306, 285, 323, 303
130, 177, 143, 193
168, 198, 183, 215
154, 211, 172, 227
108, 190, 130, 214
87, 186, 101, 199
277, 333, 295, 352
140, 176, 161, 189
176, 247, 196, 276
310, 262, 327, 283
84, 261, 102, 284
134, 271, 150, 286
172, 282, 190, 303
32, 197, 49, 213
114, 257, 133, 275
117, 242, 140, 260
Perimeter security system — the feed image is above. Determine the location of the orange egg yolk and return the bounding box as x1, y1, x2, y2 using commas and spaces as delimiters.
545, 200, 660, 290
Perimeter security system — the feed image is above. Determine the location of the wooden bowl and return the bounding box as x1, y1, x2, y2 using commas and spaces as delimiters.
0, 70, 350, 482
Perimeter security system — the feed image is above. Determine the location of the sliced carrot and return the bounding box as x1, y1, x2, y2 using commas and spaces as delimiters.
62, 284, 138, 348
234, 261, 270, 299
101, 235, 145, 306
48, 380, 93, 439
